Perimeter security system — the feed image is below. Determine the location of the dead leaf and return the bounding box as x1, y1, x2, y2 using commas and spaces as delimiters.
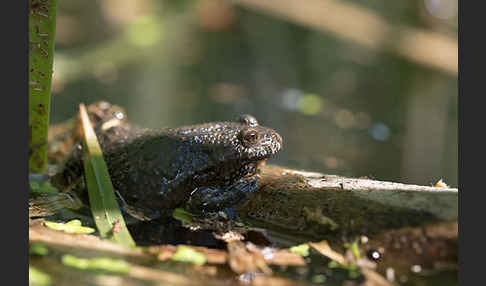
227, 241, 272, 275
434, 179, 449, 188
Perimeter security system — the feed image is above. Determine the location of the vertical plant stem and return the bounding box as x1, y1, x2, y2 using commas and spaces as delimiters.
29, 0, 58, 173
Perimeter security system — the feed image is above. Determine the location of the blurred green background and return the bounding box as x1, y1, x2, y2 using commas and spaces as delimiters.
49, 0, 458, 187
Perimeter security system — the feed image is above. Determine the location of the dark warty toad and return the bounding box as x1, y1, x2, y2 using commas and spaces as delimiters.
52, 105, 283, 221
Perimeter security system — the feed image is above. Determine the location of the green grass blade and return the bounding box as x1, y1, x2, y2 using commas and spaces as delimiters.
29, 0, 59, 173
79, 104, 136, 248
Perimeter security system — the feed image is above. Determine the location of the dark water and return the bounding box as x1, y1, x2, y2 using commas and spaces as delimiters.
50, 0, 457, 188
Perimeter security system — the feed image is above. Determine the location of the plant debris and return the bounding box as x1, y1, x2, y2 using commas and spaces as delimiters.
44, 219, 95, 234
434, 179, 450, 188
29, 266, 52, 286
61, 255, 131, 274
289, 243, 310, 257
227, 240, 272, 275
171, 245, 207, 266
30, 242, 49, 256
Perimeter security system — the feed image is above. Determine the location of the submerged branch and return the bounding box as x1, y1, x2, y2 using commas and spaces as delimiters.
233, 0, 457, 76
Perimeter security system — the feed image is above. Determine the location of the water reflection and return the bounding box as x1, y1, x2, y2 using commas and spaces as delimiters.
51, 0, 458, 187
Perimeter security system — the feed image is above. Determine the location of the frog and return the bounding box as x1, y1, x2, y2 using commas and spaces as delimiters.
51, 102, 283, 221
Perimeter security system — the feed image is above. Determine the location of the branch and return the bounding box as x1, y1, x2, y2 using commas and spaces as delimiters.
237, 164, 457, 239
232, 0, 457, 76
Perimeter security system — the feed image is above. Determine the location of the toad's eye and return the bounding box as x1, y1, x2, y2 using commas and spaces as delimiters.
240, 129, 259, 146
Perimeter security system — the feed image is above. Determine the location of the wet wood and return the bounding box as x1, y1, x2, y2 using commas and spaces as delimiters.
29, 219, 146, 260
237, 164, 458, 240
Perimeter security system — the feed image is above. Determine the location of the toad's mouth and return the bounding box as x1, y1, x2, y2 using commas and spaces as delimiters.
257, 159, 268, 169
243, 159, 267, 178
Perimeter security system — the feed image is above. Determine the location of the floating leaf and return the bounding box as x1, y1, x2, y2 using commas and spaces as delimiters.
61, 255, 131, 274
172, 208, 194, 224
289, 244, 310, 257
65, 219, 82, 226
29, 243, 49, 256
79, 103, 136, 248
328, 260, 361, 279
311, 274, 327, 284
29, 266, 52, 286
44, 219, 95, 234
343, 237, 361, 260
171, 245, 207, 266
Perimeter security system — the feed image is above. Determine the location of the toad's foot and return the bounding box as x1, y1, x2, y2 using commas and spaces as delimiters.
115, 191, 162, 223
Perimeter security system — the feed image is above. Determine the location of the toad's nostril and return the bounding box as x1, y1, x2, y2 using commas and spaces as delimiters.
274, 133, 283, 145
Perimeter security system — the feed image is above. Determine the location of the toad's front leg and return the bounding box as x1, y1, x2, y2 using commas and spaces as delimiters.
187, 175, 260, 216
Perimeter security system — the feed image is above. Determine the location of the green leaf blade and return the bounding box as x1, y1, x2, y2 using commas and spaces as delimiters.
79, 104, 136, 248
